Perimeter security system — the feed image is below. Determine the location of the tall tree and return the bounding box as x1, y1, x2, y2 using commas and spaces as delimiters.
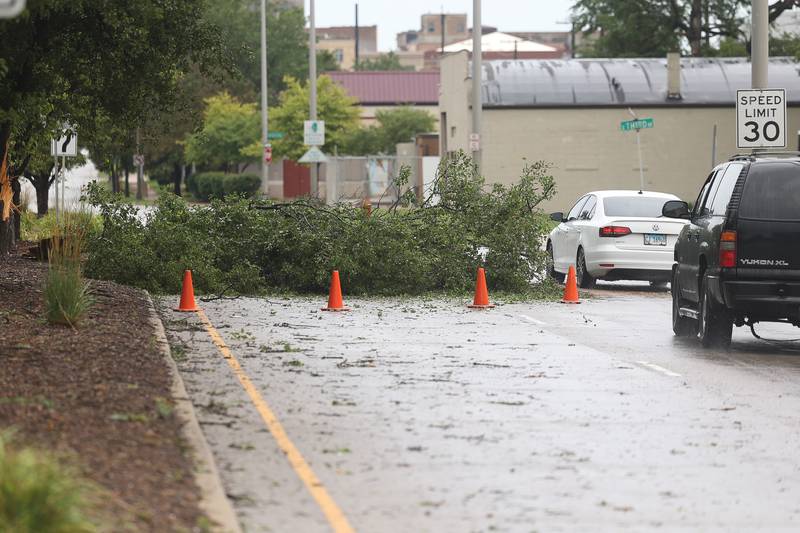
267, 76, 361, 161
342, 107, 436, 155
354, 52, 414, 72
572, 0, 800, 57
0, 0, 220, 245
185, 93, 260, 172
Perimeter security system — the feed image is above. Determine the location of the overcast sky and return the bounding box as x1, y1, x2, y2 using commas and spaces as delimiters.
306, 0, 574, 51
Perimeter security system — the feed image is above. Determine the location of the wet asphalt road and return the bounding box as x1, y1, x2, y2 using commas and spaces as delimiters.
158, 284, 800, 532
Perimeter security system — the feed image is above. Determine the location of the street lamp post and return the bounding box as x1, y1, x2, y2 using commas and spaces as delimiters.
752, 0, 768, 89
309, 0, 319, 197
260, 0, 269, 193
471, 0, 482, 171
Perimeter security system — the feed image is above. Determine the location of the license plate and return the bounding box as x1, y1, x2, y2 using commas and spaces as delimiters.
644, 233, 667, 246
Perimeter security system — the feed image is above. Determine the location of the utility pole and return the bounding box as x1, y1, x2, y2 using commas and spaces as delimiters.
752, 0, 769, 89
309, 0, 319, 197
441, 12, 445, 53
355, 3, 359, 68
471, 0, 482, 171
260, 0, 269, 193
136, 127, 143, 201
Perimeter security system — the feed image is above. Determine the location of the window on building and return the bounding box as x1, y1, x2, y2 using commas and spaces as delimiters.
457, 24, 465, 33
428, 23, 436, 33
333, 49, 344, 63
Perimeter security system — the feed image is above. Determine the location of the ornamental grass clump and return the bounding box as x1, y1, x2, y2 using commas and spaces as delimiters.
44, 213, 92, 326
0, 434, 95, 533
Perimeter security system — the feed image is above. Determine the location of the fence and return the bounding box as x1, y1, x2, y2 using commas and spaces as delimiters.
324, 155, 441, 206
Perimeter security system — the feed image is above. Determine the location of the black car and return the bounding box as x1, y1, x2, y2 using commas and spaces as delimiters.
667, 153, 800, 347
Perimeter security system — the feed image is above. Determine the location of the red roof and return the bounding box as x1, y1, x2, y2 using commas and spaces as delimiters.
326, 71, 439, 106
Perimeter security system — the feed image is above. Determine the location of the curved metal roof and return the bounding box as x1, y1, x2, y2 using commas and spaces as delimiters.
479, 57, 800, 107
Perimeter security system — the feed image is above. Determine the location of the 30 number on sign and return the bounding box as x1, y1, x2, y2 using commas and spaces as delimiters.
742, 120, 781, 144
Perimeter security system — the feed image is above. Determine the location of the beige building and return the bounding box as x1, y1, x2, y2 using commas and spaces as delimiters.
316, 25, 378, 70
439, 52, 800, 211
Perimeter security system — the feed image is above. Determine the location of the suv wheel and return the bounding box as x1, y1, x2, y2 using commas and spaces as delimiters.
672, 271, 697, 337
546, 242, 565, 283
697, 274, 733, 348
576, 248, 596, 289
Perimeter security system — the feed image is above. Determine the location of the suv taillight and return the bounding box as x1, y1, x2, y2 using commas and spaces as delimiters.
599, 226, 632, 238
720, 230, 737, 268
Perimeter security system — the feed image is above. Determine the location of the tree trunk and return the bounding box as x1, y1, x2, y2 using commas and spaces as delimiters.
173, 163, 182, 196
688, 0, 703, 56
0, 121, 13, 257
34, 175, 50, 216
124, 162, 130, 197
12, 178, 20, 241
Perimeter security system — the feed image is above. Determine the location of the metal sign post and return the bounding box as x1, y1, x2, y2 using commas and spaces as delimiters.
635, 128, 644, 193
620, 114, 653, 193
51, 126, 78, 224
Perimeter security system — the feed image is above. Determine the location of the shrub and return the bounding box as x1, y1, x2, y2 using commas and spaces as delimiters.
194, 172, 225, 201
0, 434, 94, 532
190, 172, 261, 201
85, 152, 556, 296
223, 173, 261, 196
44, 216, 93, 326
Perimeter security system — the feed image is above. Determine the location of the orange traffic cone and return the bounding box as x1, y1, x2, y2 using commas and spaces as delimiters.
468, 267, 495, 309
321, 270, 350, 312
560, 265, 581, 304
175, 270, 200, 312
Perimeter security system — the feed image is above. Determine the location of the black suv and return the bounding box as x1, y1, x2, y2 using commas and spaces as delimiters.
667, 153, 800, 347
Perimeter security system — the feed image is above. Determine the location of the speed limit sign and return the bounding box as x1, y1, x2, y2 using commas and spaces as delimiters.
736, 89, 786, 149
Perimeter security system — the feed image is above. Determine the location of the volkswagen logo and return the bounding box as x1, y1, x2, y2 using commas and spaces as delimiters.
652, 224, 660, 232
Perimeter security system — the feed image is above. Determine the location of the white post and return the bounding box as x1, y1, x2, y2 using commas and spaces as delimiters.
471, 0, 482, 171
61, 155, 66, 213
711, 124, 718, 168
260, 0, 269, 194
309, 0, 319, 197
751, 0, 769, 89
636, 129, 644, 192
53, 155, 59, 224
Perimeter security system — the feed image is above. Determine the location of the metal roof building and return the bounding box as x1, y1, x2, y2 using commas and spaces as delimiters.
439, 51, 800, 211
327, 71, 439, 106
479, 57, 800, 107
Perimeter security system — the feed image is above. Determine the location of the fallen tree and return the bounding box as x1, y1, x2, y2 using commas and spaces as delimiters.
85, 152, 558, 296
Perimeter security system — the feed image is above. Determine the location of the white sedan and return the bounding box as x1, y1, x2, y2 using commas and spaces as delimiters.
546, 190, 691, 288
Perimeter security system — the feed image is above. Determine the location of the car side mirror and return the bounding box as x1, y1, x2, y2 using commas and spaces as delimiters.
550, 212, 564, 223
662, 200, 691, 220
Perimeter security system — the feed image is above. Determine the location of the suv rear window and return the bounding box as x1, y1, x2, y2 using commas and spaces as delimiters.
739, 162, 800, 221
603, 196, 670, 218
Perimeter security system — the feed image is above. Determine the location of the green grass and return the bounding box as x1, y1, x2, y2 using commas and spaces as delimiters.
0, 434, 95, 533
43, 216, 93, 327
21, 210, 100, 243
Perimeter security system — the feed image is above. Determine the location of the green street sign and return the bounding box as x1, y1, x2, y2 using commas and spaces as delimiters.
621, 118, 654, 131
267, 131, 284, 140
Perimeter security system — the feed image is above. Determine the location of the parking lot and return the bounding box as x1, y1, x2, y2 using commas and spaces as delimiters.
159, 284, 800, 532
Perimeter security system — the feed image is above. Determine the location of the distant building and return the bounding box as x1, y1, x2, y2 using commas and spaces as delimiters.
441, 32, 562, 60
326, 70, 439, 126
396, 13, 472, 70
397, 13, 469, 53
439, 52, 800, 210
316, 25, 378, 70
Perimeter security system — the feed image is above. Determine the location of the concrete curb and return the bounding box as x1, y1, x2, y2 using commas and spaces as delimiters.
144, 293, 242, 533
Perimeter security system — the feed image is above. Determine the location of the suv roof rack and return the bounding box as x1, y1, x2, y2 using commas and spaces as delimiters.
729, 150, 800, 162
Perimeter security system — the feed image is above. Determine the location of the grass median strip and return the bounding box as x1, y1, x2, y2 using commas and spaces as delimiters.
196, 309, 355, 533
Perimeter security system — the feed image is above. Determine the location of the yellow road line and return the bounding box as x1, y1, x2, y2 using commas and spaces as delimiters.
197, 309, 355, 533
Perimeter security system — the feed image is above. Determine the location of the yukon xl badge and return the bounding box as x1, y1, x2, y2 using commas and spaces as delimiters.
740, 258, 790, 267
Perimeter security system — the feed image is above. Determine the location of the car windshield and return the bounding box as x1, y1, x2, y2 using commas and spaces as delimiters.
739, 162, 800, 221
603, 196, 669, 218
